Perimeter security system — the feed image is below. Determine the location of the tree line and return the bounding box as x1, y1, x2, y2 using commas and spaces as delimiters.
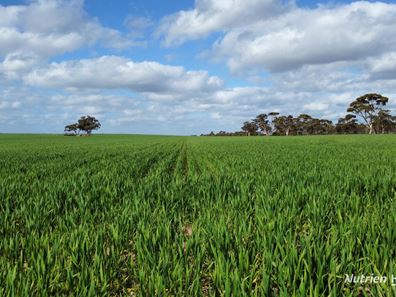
202, 93, 396, 136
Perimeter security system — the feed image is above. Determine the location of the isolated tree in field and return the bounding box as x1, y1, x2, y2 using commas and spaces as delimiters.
347, 93, 389, 134
241, 121, 258, 136
78, 115, 101, 135
64, 123, 79, 135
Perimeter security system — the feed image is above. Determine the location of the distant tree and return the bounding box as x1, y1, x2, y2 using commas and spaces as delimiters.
373, 109, 396, 134
273, 115, 295, 136
347, 93, 389, 134
232, 131, 246, 136
64, 123, 79, 135
268, 112, 280, 135
254, 114, 271, 136
253, 112, 280, 136
317, 119, 335, 134
296, 114, 313, 135
241, 121, 258, 136
336, 114, 365, 134
77, 115, 101, 135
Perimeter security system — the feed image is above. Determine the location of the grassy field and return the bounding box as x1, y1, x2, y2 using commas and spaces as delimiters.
1, 134, 396, 296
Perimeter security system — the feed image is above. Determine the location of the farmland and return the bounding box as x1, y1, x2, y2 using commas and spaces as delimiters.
1, 134, 396, 296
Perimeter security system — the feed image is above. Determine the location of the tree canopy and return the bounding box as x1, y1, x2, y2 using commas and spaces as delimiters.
347, 93, 389, 134
64, 115, 101, 136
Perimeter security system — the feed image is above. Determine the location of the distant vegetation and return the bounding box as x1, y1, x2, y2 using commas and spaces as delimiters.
64, 115, 101, 136
202, 93, 396, 136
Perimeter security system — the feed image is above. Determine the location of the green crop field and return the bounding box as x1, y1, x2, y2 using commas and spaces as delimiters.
1, 134, 396, 296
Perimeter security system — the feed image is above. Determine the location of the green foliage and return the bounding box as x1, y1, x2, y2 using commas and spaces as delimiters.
64, 123, 79, 135
64, 115, 101, 136
1, 134, 396, 296
77, 115, 101, 135
347, 93, 390, 134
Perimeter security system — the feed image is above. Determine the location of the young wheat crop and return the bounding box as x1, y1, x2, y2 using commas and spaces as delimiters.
1, 134, 395, 296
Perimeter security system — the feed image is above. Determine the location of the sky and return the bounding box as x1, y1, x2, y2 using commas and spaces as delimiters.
1, 0, 396, 135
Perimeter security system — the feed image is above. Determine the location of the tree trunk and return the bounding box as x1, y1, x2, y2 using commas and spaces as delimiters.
368, 124, 373, 135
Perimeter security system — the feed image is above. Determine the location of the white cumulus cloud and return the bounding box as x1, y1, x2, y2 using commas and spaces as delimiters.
0, 0, 136, 79
24, 56, 224, 94
213, 1, 396, 73
157, 0, 287, 46
159, 0, 396, 74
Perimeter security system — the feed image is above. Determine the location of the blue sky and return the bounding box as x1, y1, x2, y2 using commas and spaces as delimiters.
1, 0, 396, 134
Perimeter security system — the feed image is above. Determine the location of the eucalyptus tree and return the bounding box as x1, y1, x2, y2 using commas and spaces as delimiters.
296, 114, 313, 135
64, 115, 101, 136
241, 121, 258, 136
336, 114, 364, 134
254, 114, 271, 136
273, 115, 296, 136
373, 110, 396, 134
64, 123, 79, 135
347, 93, 389, 134
78, 115, 101, 135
